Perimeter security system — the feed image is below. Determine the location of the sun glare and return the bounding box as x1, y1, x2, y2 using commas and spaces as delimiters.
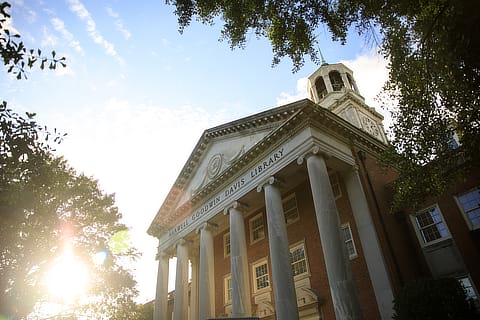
46, 249, 89, 304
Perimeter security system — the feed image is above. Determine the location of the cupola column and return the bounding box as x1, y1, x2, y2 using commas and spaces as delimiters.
298, 147, 362, 320
341, 72, 350, 90
197, 222, 216, 320
257, 177, 299, 320
324, 74, 334, 92
224, 201, 252, 317
154, 250, 170, 320
173, 239, 190, 320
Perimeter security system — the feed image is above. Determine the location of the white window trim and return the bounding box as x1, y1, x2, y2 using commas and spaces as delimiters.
289, 240, 310, 279
249, 213, 265, 245
410, 204, 451, 247
251, 257, 270, 294
329, 171, 342, 200
224, 274, 232, 305
224, 232, 230, 258
455, 186, 480, 231
340, 223, 358, 260
283, 193, 300, 226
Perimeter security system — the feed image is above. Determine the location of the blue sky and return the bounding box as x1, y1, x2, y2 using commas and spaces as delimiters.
1, 0, 389, 303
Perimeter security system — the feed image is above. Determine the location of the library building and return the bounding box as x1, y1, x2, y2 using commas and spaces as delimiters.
147, 62, 480, 320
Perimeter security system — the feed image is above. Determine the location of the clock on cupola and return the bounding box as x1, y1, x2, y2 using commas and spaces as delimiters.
307, 62, 388, 144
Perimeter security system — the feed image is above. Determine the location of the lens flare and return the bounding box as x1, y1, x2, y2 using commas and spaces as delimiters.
46, 249, 89, 303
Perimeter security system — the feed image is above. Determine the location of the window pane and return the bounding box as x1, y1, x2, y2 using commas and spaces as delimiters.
458, 188, 480, 227
415, 206, 449, 244
290, 245, 308, 276
254, 263, 269, 290
283, 195, 299, 225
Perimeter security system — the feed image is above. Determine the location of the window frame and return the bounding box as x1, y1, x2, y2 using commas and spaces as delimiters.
340, 223, 358, 259
283, 193, 300, 226
457, 275, 479, 305
224, 232, 231, 258
289, 241, 310, 279
224, 274, 232, 305
249, 213, 266, 245
329, 171, 342, 199
455, 186, 480, 230
251, 258, 270, 293
410, 204, 451, 247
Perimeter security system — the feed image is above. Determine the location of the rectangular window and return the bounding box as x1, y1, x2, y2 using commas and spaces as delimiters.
329, 172, 342, 199
456, 187, 480, 230
283, 193, 300, 225
290, 243, 308, 277
224, 232, 231, 257
341, 223, 358, 259
458, 276, 478, 302
252, 259, 270, 292
249, 213, 265, 244
412, 205, 450, 246
224, 275, 232, 304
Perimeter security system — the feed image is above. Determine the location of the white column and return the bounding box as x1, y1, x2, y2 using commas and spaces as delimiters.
298, 148, 362, 320
173, 239, 189, 320
190, 251, 199, 320
257, 177, 299, 320
224, 201, 252, 317
154, 250, 169, 320
197, 222, 215, 320
344, 167, 394, 319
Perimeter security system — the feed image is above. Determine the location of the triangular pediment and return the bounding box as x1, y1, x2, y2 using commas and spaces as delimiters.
177, 127, 274, 207
149, 101, 307, 233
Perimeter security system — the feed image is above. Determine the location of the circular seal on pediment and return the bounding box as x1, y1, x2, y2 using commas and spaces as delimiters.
207, 153, 223, 179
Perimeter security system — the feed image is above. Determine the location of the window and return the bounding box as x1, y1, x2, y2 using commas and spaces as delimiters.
412, 205, 450, 246
224, 232, 231, 257
329, 172, 342, 199
283, 194, 299, 225
252, 259, 270, 292
224, 275, 232, 304
341, 223, 358, 259
315, 76, 328, 99
290, 243, 309, 277
456, 187, 480, 230
329, 71, 344, 91
249, 213, 265, 244
458, 275, 478, 302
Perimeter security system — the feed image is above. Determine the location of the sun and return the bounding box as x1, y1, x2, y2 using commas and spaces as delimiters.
46, 248, 89, 304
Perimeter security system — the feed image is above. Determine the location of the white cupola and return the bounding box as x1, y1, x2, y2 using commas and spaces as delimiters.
308, 62, 387, 143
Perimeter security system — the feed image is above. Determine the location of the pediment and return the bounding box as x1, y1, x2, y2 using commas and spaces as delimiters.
152, 100, 308, 227
176, 127, 273, 207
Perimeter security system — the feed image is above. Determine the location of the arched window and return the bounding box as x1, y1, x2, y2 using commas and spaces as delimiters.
314, 77, 327, 100
329, 71, 344, 91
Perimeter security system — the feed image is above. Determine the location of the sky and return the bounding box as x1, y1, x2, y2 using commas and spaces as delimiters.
1, 0, 389, 304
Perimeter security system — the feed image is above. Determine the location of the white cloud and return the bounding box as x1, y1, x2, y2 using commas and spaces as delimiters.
44, 99, 229, 301
106, 6, 131, 40
51, 17, 84, 55
41, 26, 58, 47
66, 0, 123, 65
275, 77, 309, 106
340, 50, 392, 127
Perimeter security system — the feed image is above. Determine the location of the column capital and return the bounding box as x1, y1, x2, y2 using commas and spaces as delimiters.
297, 145, 331, 165
223, 201, 249, 215
196, 221, 217, 234
156, 250, 171, 261
175, 238, 192, 249
256, 176, 284, 192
